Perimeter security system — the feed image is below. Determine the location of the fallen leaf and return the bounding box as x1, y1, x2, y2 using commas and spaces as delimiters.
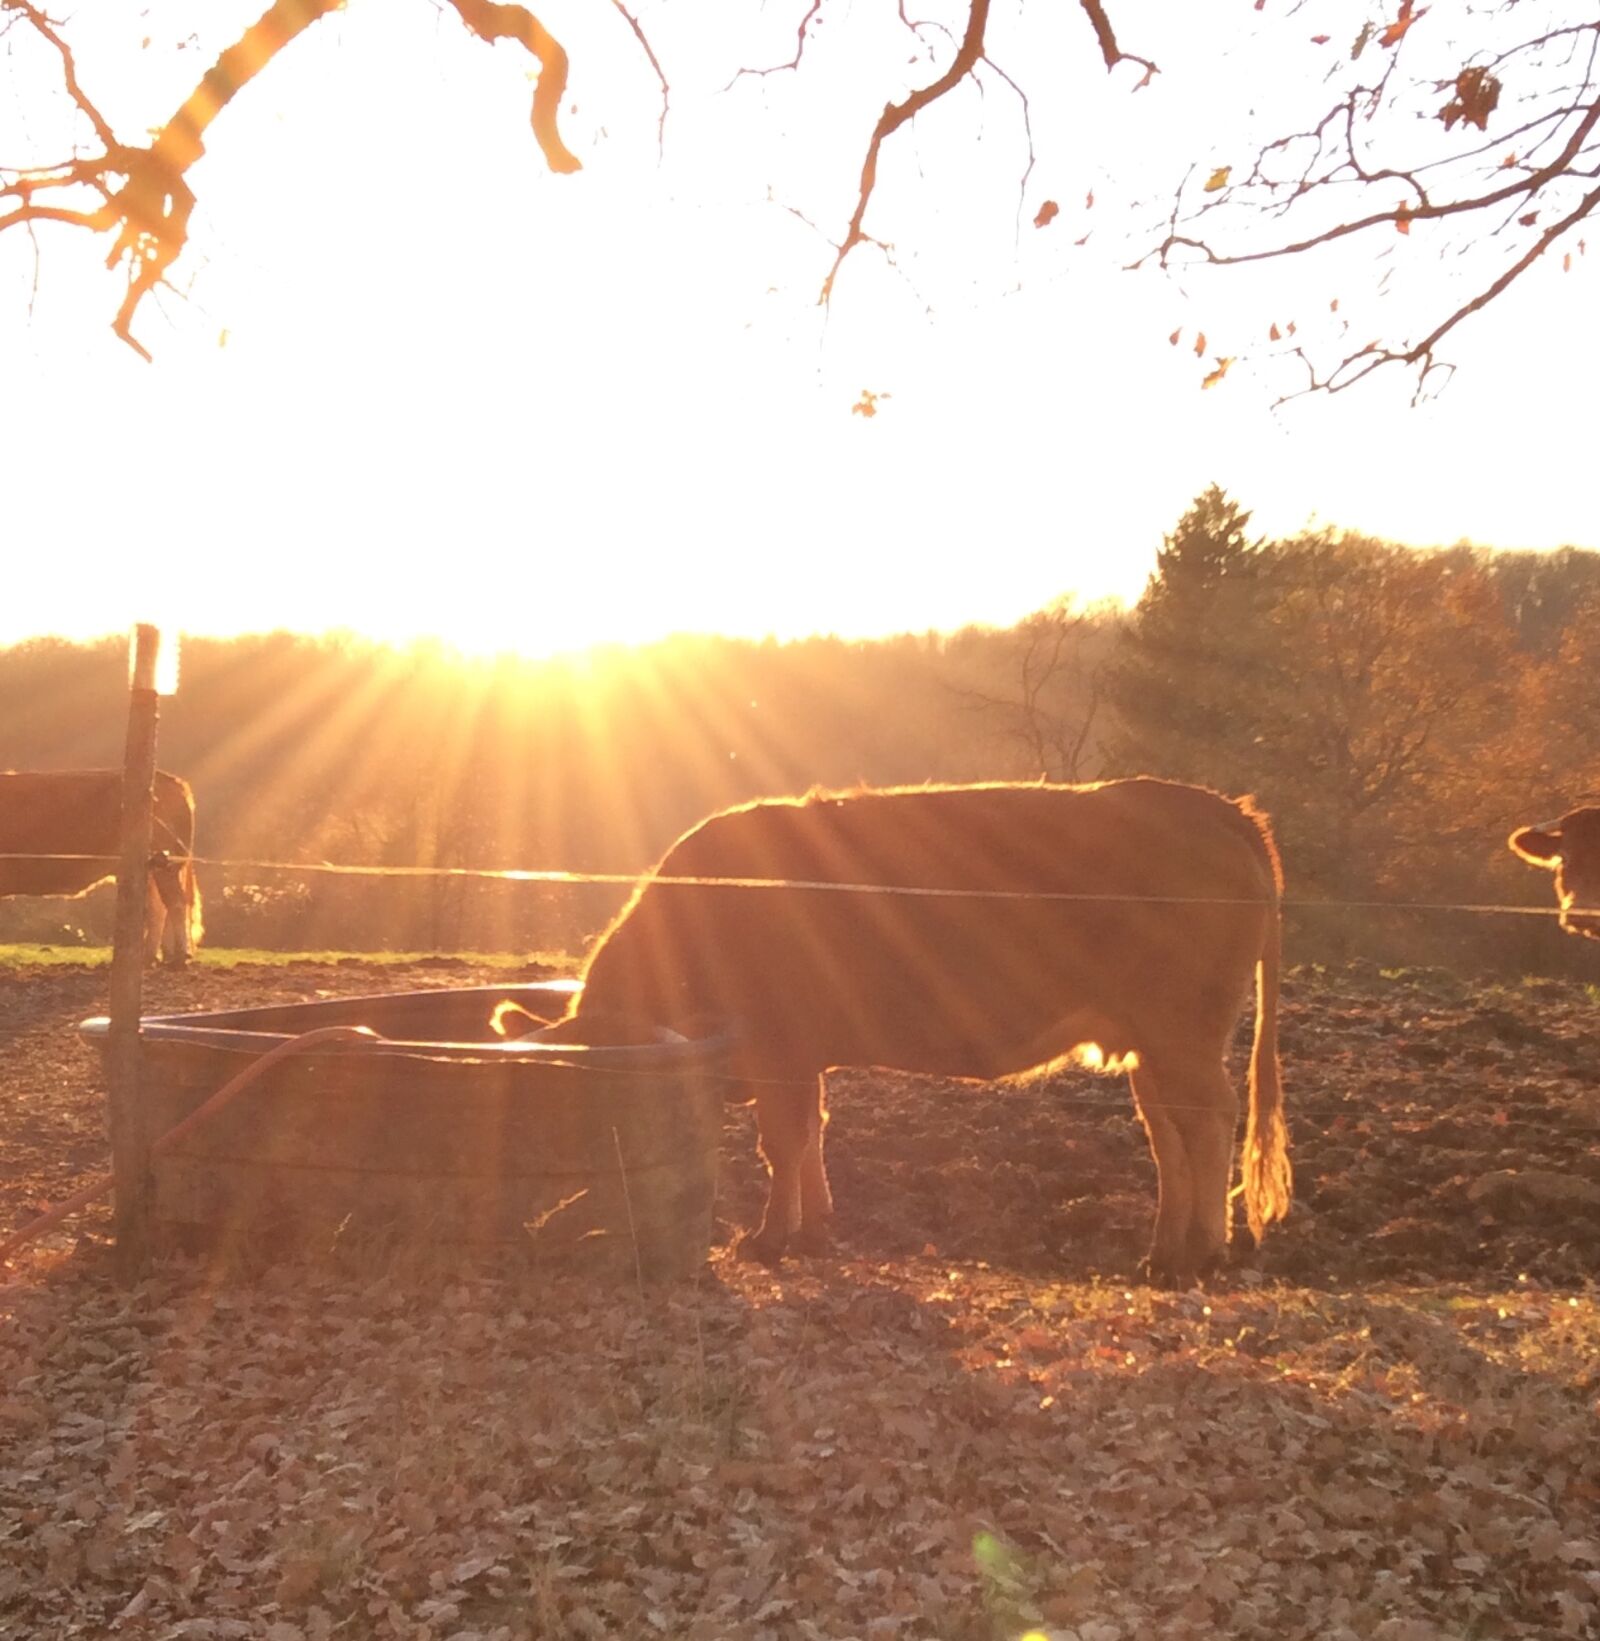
1439, 65, 1500, 131
1380, 1, 1427, 49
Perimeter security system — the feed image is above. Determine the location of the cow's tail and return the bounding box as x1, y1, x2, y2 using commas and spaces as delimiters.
183, 859, 204, 953
1241, 899, 1291, 1243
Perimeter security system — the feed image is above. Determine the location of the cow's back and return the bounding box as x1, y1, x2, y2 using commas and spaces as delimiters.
0, 771, 123, 895
577, 780, 1279, 1079
0, 770, 197, 898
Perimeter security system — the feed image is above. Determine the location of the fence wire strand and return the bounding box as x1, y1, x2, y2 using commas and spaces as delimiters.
3, 854, 1595, 1131
0, 851, 1581, 920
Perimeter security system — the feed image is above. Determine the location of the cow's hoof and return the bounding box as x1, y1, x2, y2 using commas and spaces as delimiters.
1139, 1254, 1199, 1290
789, 1221, 833, 1258
735, 1229, 788, 1267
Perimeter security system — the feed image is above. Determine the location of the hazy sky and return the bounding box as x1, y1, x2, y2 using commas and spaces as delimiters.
4, 0, 1595, 656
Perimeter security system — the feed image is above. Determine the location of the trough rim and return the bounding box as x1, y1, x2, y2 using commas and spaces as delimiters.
76, 980, 736, 1071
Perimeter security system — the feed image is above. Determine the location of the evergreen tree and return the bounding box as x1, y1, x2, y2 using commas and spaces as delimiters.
1107, 485, 1272, 789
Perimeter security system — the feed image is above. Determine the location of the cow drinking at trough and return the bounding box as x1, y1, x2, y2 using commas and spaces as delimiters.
1509, 806, 1600, 939
562, 779, 1291, 1287
0, 770, 202, 964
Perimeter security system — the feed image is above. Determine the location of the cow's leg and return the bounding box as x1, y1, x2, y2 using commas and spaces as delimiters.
150, 858, 192, 965
740, 1086, 813, 1265
790, 1073, 834, 1256
1128, 1063, 1196, 1286
1130, 1055, 1239, 1285
143, 874, 169, 964
1171, 1060, 1240, 1278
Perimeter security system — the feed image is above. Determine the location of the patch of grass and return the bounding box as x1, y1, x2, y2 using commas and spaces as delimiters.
1376, 964, 1470, 1000
194, 947, 571, 971
1471, 974, 1578, 1012
0, 943, 111, 966
0, 944, 575, 971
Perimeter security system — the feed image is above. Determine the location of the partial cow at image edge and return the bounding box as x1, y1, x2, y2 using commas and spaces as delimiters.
0, 769, 202, 963
1510, 805, 1600, 940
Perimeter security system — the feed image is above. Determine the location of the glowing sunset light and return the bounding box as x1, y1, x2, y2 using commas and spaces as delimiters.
2, 0, 1595, 659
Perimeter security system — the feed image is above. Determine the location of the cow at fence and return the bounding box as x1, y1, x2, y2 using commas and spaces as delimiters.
0, 770, 203, 963
554, 778, 1291, 1287
1509, 806, 1600, 939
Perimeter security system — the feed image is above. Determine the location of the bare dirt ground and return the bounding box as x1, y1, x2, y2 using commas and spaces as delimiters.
2, 956, 1598, 1640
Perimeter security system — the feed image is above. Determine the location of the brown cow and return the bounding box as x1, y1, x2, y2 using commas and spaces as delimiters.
558, 778, 1291, 1287
0, 770, 203, 964
1509, 806, 1600, 939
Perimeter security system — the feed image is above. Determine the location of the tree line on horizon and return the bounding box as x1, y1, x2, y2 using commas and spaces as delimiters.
1, 491, 1595, 977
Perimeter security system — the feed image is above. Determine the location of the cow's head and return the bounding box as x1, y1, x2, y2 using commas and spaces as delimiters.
1510, 806, 1600, 939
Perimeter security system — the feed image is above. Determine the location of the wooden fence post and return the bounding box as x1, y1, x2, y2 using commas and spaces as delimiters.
106, 623, 167, 1278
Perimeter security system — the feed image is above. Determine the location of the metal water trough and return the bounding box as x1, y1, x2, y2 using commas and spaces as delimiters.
78, 980, 729, 1280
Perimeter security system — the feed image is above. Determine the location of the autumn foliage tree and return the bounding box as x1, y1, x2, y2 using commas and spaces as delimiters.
1510, 584, 1600, 811
1246, 534, 1517, 901
1103, 485, 1576, 926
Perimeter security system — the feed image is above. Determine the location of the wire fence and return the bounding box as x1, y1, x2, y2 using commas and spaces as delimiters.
2, 853, 1595, 1132
0, 850, 1582, 920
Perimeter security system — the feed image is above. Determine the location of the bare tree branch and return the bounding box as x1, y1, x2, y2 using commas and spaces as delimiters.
0, 0, 591, 357
1280, 176, 1600, 402
1076, 0, 1157, 86
1147, 97, 1600, 272
725, 0, 823, 91
2, 0, 119, 152
820, 0, 993, 303
1139, 15, 1600, 395
7, 0, 1586, 397
446, 0, 581, 174
1, 0, 352, 358
608, 0, 670, 157
977, 53, 1037, 243
813, 0, 1152, 300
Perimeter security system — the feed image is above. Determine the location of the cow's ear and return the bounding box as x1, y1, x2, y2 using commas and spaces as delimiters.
1509, 825, 1562, 865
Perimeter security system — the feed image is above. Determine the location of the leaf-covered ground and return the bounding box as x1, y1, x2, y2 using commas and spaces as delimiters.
2, 957, 1598, 1640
